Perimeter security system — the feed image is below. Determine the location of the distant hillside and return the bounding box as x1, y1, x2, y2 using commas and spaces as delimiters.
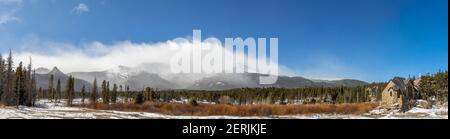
35, 67, 92, 92
189, 73, 368, 90
37, 65, 368, 91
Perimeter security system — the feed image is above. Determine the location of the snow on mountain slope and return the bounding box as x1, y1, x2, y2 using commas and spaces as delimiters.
45, 62, 369, 91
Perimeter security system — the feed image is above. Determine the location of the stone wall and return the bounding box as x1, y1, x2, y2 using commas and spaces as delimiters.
381, 81, 402, 108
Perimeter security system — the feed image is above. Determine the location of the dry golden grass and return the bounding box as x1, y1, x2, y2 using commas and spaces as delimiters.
79, 102, 378, 116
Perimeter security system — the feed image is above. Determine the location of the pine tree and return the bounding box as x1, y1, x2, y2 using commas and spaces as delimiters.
125, 85, 130, 103
29, 73, 36, 106
119, 85, 123, 102
143, 87, 153, 102
2, 50, 14, 105
111, 84, 117, 104
32, 76, 37, 106
65, 77, 70, 106
70, 77, 75, 105
101, 80, 108, 104
90, 78, 98, 104
48, 74, 54, 102
66, 76, 75, 106
106, 81, 110, 103
0, 54, 4, 102
135, 91, 144, 104
0, 53, 37, 107
38, 87, 43, 100
81, 85, 86, 104
13, 62, 25, 107
52, 88, 56, 102
56, 79, 61, 102
25, 58, 33, 106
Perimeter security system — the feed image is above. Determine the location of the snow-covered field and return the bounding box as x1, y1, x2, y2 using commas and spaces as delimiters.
366, 106, 448, 119
0, 99, 447, 119
0, 99, 261, 119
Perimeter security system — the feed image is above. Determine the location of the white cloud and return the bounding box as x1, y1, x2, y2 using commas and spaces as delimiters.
73, 3, 89, 15
3, 34, 368, 81
10, 36, 287, 79
5, 36, 372, 82
6, 36, 288, 86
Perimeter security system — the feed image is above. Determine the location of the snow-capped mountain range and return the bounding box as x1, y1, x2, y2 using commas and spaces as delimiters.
35, 63, 368, 91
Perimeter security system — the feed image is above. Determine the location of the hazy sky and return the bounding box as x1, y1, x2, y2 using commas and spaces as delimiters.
0, 0, 448, 82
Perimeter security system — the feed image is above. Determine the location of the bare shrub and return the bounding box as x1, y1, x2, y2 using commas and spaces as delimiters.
80, 102, 379, 116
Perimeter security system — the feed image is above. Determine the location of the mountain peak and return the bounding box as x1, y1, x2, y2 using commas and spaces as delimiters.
35, 67, 51, 74
48, 67, 65, 75
106, 65, 133, 74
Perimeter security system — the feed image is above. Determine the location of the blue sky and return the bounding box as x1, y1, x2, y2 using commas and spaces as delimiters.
0, 0, 448, 82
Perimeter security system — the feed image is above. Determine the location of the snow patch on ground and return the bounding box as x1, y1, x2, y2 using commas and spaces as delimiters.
367, 105, 448, 119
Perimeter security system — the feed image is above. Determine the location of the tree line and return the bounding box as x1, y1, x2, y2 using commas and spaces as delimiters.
36, 77, 131, 106
36, 79, 386, 106
0, 51, 37, 107
149, 84, 386, 105
419, 70, 448, 103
